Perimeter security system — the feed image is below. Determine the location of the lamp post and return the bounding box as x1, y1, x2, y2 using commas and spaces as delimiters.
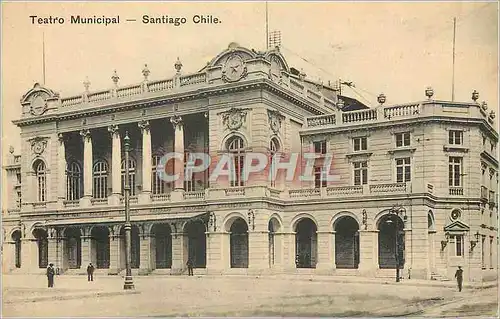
123, 131, 135, 290
386, 205, 407, 282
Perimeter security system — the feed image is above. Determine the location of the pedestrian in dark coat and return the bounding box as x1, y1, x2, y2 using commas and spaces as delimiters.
186, 258, 194, 276
454, 266, 464, 292
87, 262, 95, 282
46, 263, 55, 288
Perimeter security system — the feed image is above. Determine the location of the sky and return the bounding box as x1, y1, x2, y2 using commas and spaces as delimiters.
1, 1, 498, 163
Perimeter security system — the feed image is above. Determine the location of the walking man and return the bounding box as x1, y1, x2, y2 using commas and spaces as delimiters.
87, 262, 95, 282
186, 257, 194, 276
46, 263, 55, 288
454, 266, 464, 292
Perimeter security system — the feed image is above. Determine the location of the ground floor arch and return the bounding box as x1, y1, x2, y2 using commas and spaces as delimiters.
91, 226, 110, 269
334, 216, 360, 269
295, 218, 317, 268
185, 220, 206, 268
378, 214, 405, 269
151, 223, 172, 269
64, 227, 81, 269
11, 230, 22, 268
229, 217, 249, 268
32, 228, 48, 268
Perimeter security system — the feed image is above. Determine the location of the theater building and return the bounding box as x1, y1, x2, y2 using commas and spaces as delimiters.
2, 43, 498, 281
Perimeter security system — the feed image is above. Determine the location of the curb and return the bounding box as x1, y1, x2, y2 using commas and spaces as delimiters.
3, 290, 141, 304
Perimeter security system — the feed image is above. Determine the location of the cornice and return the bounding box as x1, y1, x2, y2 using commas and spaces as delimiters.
13, 79, 324, 128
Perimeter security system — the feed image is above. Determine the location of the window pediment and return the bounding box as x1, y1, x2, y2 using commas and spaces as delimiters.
444, 220, 470, 233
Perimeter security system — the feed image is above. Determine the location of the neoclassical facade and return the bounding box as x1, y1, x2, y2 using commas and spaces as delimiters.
2, 43, 498, 282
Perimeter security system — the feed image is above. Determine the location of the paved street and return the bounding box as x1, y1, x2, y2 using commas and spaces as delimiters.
2, 274, 498, 317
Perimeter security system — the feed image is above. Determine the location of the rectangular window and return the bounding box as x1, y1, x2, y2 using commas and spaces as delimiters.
448, 130, 463, 145
16, 191, 21, 208
314, 166, 327, 188
353, 137, 368, 151
449, 157, 463, 187
395, 132, 411, 147
453, 235, 464, 257
353, 161, 368, 185
16, 173, 21, 185
313, 141, 327, 155
396, 157, 411, 182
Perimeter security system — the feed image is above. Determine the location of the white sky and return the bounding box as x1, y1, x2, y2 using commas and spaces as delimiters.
1, 1, 499, 162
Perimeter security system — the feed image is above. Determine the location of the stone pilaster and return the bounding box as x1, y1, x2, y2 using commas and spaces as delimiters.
108, 125, 121, 206
80, 129, 92, 207
206, 231, 225, 274
80, 235, 91, 273
248, 231, 269, 273
108, 232, 121, 275
139, 224, 153, 275
57, 133, 66, 208
281, 232, 296, 271
358, 230, 378, 276
171, 231, 188, 274
20, 237, 38, 273
316, 231, 335, 273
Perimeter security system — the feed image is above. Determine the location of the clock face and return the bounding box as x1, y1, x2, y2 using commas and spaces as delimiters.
223, 55, 246, 82
451, 210, 461, 221
270, 56, 281, 81
31, 93, 48, 115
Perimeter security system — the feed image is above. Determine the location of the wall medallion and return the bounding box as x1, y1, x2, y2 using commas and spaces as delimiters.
222, 54, 247, 83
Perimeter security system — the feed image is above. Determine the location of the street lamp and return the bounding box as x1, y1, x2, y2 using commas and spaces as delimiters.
385, 205, 406, 283
123, 131, 135, 290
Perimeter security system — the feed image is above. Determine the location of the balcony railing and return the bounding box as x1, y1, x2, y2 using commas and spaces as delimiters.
183, 191, 205, 200
120, 196, 138, 204
63, 200, 80, 208
151, 193, 171, 202
91, 198, 107, 206
369, 182, 407, 194
449, 187, 464, 196
326, 186, 363, 196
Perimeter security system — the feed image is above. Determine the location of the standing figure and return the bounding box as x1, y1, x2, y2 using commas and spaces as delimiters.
87, 262, 95, 282
186, 257, 194, 276
454, 266, 464, 292
46, 263, 55, 288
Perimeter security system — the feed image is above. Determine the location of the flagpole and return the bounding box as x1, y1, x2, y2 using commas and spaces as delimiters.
265, 1, 269, 50
452, 17, 456, 101
42, 31, 46, 85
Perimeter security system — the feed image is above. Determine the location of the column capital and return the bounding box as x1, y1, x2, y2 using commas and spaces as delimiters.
138, 119, 150, 133
57, 133, 66, 144
108, 124, 120, 138
170, 115, 183, 130
80, 129, 91, 142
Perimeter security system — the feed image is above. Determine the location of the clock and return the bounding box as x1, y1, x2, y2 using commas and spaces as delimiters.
30, 92, 48, 116
222, 54, 247, 82
450, 209, 461, 221
269, 56, 281, 82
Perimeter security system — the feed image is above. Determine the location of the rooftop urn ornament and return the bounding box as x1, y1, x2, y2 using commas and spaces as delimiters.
471, 90, 479, 103
377, 93, 386, 105
111, 70, 119, 86
490, 110, 495, 119
174, 57, 183, 73
9, 145, 14, 154
481, 101, 488, 111
298, 69, 306, 81
337, 98, 344, 109
83, 77, 91, 92
142, 64, 150, 81
425, 86, 434, 99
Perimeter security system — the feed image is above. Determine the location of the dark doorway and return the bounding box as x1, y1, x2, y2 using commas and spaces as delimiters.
152, 223, 172, 269
335, 216, 360, 269
378, 215, 405, 269
295, 218, 317, 268
230, 218, 249, 268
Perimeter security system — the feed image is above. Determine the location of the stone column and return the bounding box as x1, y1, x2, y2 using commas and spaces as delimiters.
80, 129, 93, 207
108, 125, 121, 206
139, 120, 152, 204
170, 115, 184, 201
20, 237, 38, 273
248, 230, 269, 274
139, 223, 153, 275
358, 230, 378, 276
281, 232, 296, 271
206, 231, 225, 274
57, 133, 66, 208
3, 241, 14, 272
80, 235, 92, 274
316, 231, 335, 273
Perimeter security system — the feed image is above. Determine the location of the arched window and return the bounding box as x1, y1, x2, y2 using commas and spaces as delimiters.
152, 155, 169, 194
227, 136, 245, 187
34, 160, 46, 202
93, 160, 108, 199
66, 161, 82, 200
121, 158, 136, 196
269, 138, 280, 188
